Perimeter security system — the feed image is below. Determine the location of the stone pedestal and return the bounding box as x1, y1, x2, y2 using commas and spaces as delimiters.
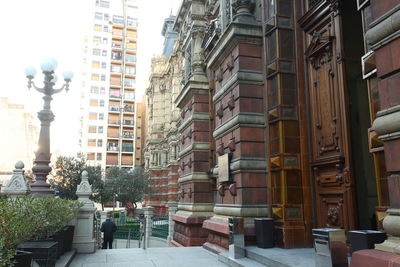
72, 171, 97, 253
143, 206, 154, 249
3, 161, 30, 199
167, 202, 178, 244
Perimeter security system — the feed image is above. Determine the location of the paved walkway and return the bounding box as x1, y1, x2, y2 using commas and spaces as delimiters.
70, 247, 228, 267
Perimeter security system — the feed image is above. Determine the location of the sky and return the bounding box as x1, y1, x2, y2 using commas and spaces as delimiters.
0, 0, 181, 156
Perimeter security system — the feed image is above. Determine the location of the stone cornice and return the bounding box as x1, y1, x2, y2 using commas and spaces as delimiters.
178, 172, 210, 184
213, 112, 265, 139
179, 142, 210, 158
175, 78, 209, 108
212, 70, 264, 103
205, 21, 262, 70
366, 5, 400, 50
372, 104, 400, 141
178, 112, 209, 132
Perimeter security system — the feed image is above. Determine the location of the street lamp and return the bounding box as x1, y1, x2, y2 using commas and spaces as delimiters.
24, 58, 73, 196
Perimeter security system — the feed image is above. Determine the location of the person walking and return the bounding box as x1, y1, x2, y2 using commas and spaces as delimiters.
101, 215, 117, 249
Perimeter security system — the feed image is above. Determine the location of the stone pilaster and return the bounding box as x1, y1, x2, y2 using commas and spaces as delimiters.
172, 0, 215, 247
202, 6, 267, 251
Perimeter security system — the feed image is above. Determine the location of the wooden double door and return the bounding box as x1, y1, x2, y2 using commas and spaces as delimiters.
301, 1, 361, 231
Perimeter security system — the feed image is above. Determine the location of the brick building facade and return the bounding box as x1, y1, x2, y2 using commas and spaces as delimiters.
143, 0, 400, 258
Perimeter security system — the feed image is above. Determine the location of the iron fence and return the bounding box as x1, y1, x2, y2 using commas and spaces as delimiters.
151, 215, 169, 239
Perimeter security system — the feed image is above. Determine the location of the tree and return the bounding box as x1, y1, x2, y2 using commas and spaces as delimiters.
105, 167, 149, 216
50, 154, 112, 209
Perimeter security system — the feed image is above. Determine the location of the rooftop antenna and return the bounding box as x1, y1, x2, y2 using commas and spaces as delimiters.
170, 0, 173, 16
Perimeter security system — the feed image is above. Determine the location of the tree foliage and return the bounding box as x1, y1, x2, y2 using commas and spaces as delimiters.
105, 167, 149, 215
50, 154, 112, 208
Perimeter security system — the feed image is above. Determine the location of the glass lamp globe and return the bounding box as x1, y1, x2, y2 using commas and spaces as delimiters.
63, 70, 74, 80
24, 66, 37, 77
40, 58, 58, 72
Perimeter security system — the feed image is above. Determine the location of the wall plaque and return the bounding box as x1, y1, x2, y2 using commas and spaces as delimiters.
218, 154, 230, 183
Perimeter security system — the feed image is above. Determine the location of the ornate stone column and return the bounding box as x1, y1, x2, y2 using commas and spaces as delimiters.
72, 171, 97, 253
167, 202, 178, 244
3, 161, 30, 199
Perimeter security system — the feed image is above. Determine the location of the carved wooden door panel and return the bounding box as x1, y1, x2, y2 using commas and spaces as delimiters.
303, 4, 357, 232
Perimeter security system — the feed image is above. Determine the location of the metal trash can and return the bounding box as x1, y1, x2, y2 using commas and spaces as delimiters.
229, 217, 245, 259
349, 230, 387, 253
313, 228, 348, 267
254, 218, 274, 248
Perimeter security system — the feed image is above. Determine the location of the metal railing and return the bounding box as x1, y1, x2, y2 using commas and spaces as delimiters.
151, 215, 169, 239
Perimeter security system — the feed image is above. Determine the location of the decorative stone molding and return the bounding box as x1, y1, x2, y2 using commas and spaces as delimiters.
365, 6, 400, 49
372, 105, 400, 141
3, 161, 30, 198
375, 209, 400, 253
231, 0, 256, 24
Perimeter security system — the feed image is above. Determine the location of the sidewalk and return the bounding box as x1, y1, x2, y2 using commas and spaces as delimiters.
69, 247, 228, 267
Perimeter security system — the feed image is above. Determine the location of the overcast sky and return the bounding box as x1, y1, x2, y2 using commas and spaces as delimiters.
0, 0, 181, 156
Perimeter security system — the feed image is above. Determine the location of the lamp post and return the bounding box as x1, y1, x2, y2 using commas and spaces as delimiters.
24, 58, 73, 196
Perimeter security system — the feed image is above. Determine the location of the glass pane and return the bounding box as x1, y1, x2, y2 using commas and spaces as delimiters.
267, 31, 277, 63
278, 0, 292, 16
268, 75, 279, 107
279, 29, 294, 59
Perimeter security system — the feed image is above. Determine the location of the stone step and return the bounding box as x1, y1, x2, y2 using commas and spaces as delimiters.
218, 252, 267, 267
56, 249, 77, 267
245, 246, 315, 267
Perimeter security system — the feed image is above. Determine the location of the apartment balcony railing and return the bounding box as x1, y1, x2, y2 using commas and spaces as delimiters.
109, 94, 121, 99
108, 120, 120, 125
109, 106, 120, 112
124, 106, 134, 113
123, 120, 134, 126
107, 145, 119, 152
122, 133, 134, 139
122, 145, 133, 152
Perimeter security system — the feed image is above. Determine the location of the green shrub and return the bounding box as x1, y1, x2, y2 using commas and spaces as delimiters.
0, 196, 83, 265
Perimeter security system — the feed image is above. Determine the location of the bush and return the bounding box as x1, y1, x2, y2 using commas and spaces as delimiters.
0, 196, 83, 266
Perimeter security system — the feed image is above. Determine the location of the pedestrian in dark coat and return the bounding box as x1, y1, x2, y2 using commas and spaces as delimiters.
101, 216, 117, 249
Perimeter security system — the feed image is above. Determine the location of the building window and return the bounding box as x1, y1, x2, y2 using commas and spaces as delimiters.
90, 86, 99, 94
125, 55, 136, 62
103, 25, 109, 32
89, 112, 97, 120
88, 139, 96, 146
98, 113, 104, 120
127, 18, 138, 27
124, 78, 135, 87
91, 74, 100, 81
89, 99, 98, 107
98, 126, 104, 133
97, 153, 102, 160
93, 49, 101, 56
100, 87, 106, 94
95, 12, 103, 20
94, 24, 102, 32
101, 74, 106, 81
99, 100, 105, 107
88, 125, 97, 133
104, 13, 109, 21
113, 15, 124, 24
101, 62, 107, 69
112, 52, 122, 60
87, 152, 95, 160
102, 50, 107, 56
92, 61, 100, 68
93, 36, 101, 44
102, 37, 108, 44
126, 67, 136, 74
97, 139, 103, 147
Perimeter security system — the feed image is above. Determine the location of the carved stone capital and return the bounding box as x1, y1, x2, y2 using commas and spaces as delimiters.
231, 0, 256, 24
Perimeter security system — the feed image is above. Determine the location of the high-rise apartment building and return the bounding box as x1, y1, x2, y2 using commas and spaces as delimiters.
79, 0, 138, 170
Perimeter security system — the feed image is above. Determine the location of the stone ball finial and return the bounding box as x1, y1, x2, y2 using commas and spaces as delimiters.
82, 170, 88, 180
15, 161, 24, 169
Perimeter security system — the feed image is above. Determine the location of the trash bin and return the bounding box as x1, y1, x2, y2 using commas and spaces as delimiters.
254, 218, 274, 248
313, 228, 348, 267
349, 230, 387, 253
